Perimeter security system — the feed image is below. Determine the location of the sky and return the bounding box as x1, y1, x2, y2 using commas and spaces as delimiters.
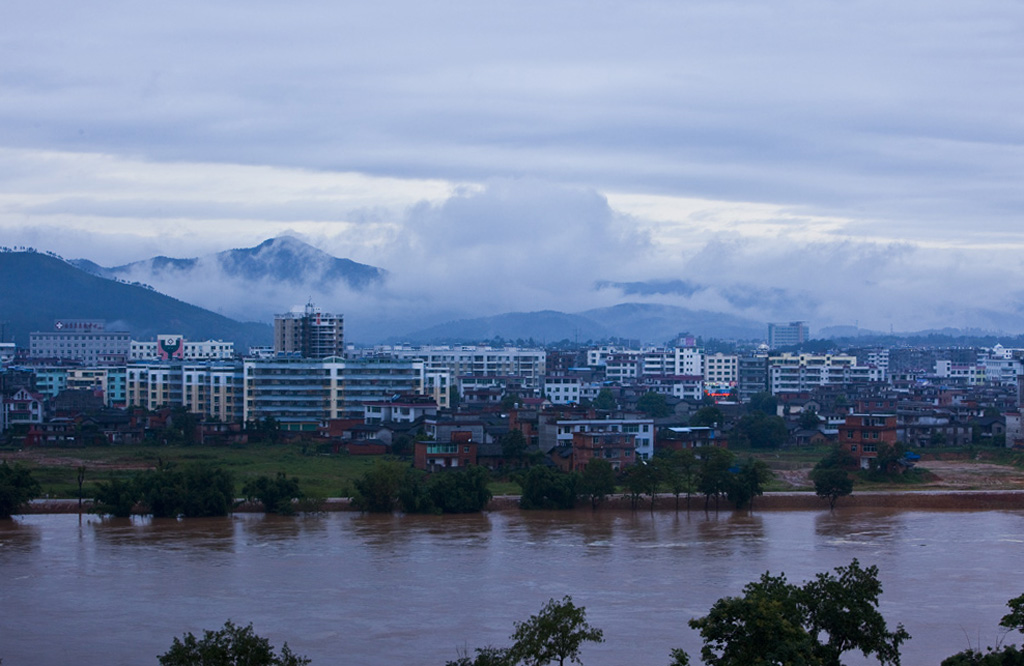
3, 1, 1024, 335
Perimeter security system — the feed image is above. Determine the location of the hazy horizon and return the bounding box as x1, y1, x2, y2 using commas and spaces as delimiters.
3, 3, 1024, 333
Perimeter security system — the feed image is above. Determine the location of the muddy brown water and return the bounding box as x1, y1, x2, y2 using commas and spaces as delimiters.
2, 508, 1023, 666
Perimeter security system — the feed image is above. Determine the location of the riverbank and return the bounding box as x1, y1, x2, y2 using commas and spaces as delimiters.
21, 488, 1024, 516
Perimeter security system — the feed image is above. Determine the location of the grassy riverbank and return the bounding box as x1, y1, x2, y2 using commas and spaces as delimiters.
4, 441, 1024, 502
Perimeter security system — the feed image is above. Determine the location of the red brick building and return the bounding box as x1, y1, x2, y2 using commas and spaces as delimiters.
838, 413, 899, 469
414, 430, 478, 472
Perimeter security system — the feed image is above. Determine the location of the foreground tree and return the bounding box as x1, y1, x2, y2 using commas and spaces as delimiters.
0, 462, 41, 519
158, 620, 310, 666
684, 559, 909, 666
942, 593, 1024, 665
509, 596, 604, 666
445, 597, 603, 666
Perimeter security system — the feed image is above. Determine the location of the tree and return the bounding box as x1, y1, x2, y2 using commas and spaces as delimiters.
941, 592, 1024, 665
518, 466, 577, 510
747, 392, 778, 416
662, 449, 698, 510
501, 429, 529, 464
689, 406, 724, 428
352, 459, 409, 513
93, 475, 138, 518
158, 620, 310, 666
623, 461, 663, 510
697, 447, 735, 511
726, 457, 772, 510
734, 412, 789, 449
136, 465, 235, 518
685, 559, 908, 666
591, 388, 616, 411
799, 409, 823, 429
812, 468, 854, 511
501, 392, 522, 411
243, 473, 304, 515
0, 462, 41, 519
577, 458, 616, 509
508, 596, 604, 666
402, 465, 493, 514
637, 391, 672, 418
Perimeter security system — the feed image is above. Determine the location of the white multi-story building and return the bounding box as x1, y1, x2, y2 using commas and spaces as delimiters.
555, 418, 655, 460
934, 360, 987, 386
544, 377, 582, 405
131, 335, 235, 361
244, 356, 426, 428
127, 361, 244, 420
703, 353, 738, 384
768, 353, 882, 394
370, 345, 545, 389
642, 375, 704, 401
30, 320, 131, 363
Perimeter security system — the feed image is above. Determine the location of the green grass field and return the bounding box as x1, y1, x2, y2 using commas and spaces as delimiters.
10, 444, 386, 499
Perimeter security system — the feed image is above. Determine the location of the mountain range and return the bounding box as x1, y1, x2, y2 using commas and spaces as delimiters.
0, 251, 271, 349
4, 241, 1019, 348
71, 236, 386, 291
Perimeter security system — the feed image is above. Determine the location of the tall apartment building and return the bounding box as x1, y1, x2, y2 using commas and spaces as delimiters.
737, 354, 768, 402
767, 321, 809, 349
126, 361, 244, 421
243, 356, 426, 429
274, 302, 344, 359
370, 345, 545, 390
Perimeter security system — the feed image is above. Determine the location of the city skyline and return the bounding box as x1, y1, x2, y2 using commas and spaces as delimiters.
3, 3, 1024, 332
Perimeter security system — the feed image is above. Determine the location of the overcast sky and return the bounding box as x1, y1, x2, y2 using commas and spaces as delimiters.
3, 2, 1024, 333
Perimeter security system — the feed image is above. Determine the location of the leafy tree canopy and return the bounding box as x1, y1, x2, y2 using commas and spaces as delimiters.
636, 392, 672, 418
158, 620, 310, 666
685, 559, 909, 666
689, 406, 724, 428
243, 472, 303, 515
518, 466, 577, 510
577, 458, 616, 509
509, 596, 604, 666
591, 388, 617, 411
0, 462, 41, 519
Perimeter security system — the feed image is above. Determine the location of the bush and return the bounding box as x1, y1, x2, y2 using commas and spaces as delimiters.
518, 466, 577, 510
242, 473, 303, 515
0, 462, 41, 519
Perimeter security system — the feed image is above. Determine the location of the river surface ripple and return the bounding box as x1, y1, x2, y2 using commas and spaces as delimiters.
2, 508, 1023, 666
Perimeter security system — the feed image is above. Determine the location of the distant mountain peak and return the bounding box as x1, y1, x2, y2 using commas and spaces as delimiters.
71, 237, 386, 291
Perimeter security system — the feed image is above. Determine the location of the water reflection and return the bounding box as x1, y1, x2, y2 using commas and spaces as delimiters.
238, 513, 328, 543
92, 515, 236, 552
0, 518, 40, 557
6, 510, 1024, 666
814, 508, 904, 548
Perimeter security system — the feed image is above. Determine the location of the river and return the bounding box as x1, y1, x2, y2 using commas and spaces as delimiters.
2, 508, 1023, 665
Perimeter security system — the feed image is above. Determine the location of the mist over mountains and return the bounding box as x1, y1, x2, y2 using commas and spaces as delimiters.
5, 237, 1021, 348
